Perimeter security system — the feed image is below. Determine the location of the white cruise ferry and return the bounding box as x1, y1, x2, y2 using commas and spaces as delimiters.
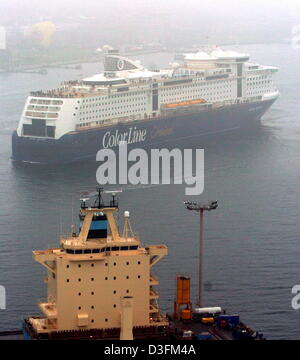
12, 48, 279, 164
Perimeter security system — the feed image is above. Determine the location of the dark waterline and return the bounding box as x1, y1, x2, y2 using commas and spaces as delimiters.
0, 44, 299, 339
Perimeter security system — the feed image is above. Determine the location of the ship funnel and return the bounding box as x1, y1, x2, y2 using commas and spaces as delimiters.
104, 53, 140, 73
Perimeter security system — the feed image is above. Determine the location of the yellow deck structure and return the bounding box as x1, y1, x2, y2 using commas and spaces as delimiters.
26, 190, 168, 339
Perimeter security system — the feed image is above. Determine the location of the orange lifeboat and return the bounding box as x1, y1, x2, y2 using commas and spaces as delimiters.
165, 98, 206, 109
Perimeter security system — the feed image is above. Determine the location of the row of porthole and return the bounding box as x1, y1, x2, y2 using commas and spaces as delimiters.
66, 264, 94, 268
66, 275, 141, 282
77, 264, 95, 268
78, 109, 146, 121
66, 261, 141, 269
76, 319, 109, 324
80, 101, 146, 109
77, 289, 130, 296
105, 261, 141, 266
78, 305, 116, 310
104, 275, 141, 280
81, 92, 147, 102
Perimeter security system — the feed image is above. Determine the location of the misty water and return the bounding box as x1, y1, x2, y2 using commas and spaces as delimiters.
0, 43, 299, 339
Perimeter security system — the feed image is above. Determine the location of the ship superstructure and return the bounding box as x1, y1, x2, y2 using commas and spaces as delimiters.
24, 189, 168, 340
12, 188, 267, 341
12, 48, 279, 164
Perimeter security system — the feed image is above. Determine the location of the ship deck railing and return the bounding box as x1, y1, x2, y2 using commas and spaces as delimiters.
38, 300, 58, 319
150, 289, 159, 299
150, 274, 159, 285
28, 316, 57, 333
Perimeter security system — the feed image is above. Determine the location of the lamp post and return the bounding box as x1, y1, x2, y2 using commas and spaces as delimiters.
184, 200, 218, 308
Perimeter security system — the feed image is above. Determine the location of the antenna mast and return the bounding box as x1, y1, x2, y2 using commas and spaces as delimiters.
96, 187, 104, 208
123, 211, 134, 239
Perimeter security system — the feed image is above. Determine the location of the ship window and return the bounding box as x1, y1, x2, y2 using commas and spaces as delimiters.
78, 292, 81, 296
78, 306, 81, 310
91, 320, 94, 323
91, 292, 94, 295
67, 279, 69, 282
113, 277, 116, 280
105, 319, 108, 322
138, 261, 141, 264
126, 290, 129, 293
75, 250, 83, 254
52, 100, 63, 105
113, 290, 116, 294
106, 247, 111, 252
84, 249, 92, 254
126, 276, 129, 279
105, 277, 108, 280
66, 265, 69, 268
91, 263, 95, 267
112, 246, 119, 251
78, 264, 81, 268
113, 304, 116, 308
113, 262, 116, 266
23, 119, 53, 138
91, 278, 94, 281
101, 248, 105, 253
78, 278, 81, 282
91, 306, 94, 309
37, 99, 51, 105
126, 262, 130, 265
138, 276, 141, 279
129, 246, 138, 250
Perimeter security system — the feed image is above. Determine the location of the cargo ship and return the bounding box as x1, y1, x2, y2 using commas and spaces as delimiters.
0, 188, 264, 340
11, 48, 279, 164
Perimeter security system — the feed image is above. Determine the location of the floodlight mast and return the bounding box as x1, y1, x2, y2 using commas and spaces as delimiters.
184, 200, 218, 307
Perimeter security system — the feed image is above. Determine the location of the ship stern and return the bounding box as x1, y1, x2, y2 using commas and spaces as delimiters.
12, 130, 69, 165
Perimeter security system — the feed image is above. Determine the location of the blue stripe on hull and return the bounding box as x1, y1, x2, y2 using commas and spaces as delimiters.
11, 99, 276, 165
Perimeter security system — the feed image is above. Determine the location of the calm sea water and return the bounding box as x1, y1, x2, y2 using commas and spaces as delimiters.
0, 44, 299, 339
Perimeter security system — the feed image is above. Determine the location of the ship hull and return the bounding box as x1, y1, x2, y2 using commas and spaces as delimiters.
12, 99, 276, 165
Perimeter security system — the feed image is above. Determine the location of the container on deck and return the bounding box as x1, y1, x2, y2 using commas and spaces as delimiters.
216, 315, 240, 329
201, 317, 215, 325
196, 332, 213, 341
194, 307, 222, 315
182, 330, 193, 340
181, 309, 192, 321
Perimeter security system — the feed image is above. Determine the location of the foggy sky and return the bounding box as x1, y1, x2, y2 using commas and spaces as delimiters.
1, 0, 300, 46
1, 0, 299, 21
